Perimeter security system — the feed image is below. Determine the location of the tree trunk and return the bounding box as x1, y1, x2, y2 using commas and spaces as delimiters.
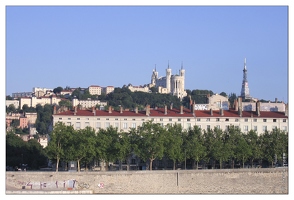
149, 159, 154, 171
242, 157, 245, 168
56, 157, 60, 172
196, 161, 199, 170
173, 160, 176, 170
251, 159, 254, 168
219, 159, 222, 169
77, 159, 80, 172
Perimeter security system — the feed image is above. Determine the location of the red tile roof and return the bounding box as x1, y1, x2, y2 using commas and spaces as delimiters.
53, 108, 288, 118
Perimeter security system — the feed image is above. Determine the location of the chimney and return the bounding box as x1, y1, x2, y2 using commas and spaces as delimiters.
135, 107, 138, 114
170, 103, 173, 110
164, 105, 167, 115
238, 106, 242, 117
234, 99, 238, 111
285, 103, 288, 116
92, 107, 96, 116
220, 108, 224, 116
146, 104, 150, 116
256, 102, 260, 116
192, 101, 196, 117
210, 108, 213, 116
53, 105, 57, 114
120, 106, 123, 114
180, 105, 183, 114
275, 98, 278, 103
74, 106, 77, 115
108, 106, 112, 114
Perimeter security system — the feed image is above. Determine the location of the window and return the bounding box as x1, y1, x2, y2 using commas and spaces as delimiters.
283, 119, 287, 122
86, 118, 89, 120
253, 126, 257, 131
216, 118, 220, 122
253, 119, 257, 122
105, 122, 110, 128
85, 122, 90, 127
76, 122, 81, 129
68, 118, 71, 120
123, 123, 128, 129
207, 125, 210, 130
187, 123, 191, 128
132, 123, 136, 128
115, 118, 118, 121
273, 119, 277, 122
216, 125, 220, 129
282, 126, 287, 131
197, 125, 201, 129
235, 119, 239, 122
77, 118, 80, 120
124, 118, 127, 121
67, 122, 71, 126
141, 119, 145, 121
114, 123, 119, 128
244, 125, 248, 132
132, 119, 136, 121
96, 122, 101, 128
244, 118, 248, 122
272, 126, 277, 130
263, 126, 267, 132
160, 118, 163, 121
187, 119, 190, 122
59, 118, 62, 120
106, 118, 109, 120
178, 118, 181, 121
206, 118, 210, 122
97, 118, 100, 120
225, 125, 229, 131
225, 118, 229, 122
263, 119, 267, 122
197, 118, 201, 122
169, 118, 173, 121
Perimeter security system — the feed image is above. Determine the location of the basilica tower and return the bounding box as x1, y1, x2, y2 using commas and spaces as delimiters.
166, 62, 171, 93
240, 58, 250, 100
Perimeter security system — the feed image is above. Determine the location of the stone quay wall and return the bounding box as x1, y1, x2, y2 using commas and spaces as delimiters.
6, 168, 288, 194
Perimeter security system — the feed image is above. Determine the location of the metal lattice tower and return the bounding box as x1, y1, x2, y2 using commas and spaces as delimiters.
240, 58, 250, 99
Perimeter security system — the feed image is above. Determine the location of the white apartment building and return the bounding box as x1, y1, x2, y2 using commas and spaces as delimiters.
88, 85, 102, 95
19, 96, 61, 108
72, 98, 108, 108
127, 85, 150, 93
6, 100, 20, 109
52, 102, 288, 136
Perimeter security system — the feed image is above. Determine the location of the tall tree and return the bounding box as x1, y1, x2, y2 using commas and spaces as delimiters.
186, 126, 206, 170
134, 121, 165, 170
45, 122, 74, 172
164, 123, 185, 170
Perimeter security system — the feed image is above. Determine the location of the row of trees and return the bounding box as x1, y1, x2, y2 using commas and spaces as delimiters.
6, 133, 47, 170
45, 121, 288, 172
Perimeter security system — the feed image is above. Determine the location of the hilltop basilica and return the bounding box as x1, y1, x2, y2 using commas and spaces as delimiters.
149, 63, 187, 100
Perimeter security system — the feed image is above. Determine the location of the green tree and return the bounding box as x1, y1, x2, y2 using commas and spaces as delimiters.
96, 126, 119, 171
53, 86, 63, 94
186, 125, 206, 169
235, 133, 252, 168
164, 123, 184, 170
70, 127, 96, 172
245, 130, 262, 167
45, 122, 74, 172
115, 131, 133, 170
134, 121, 165, 170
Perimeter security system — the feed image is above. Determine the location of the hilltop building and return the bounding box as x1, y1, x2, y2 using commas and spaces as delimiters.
150, 63, 187, 99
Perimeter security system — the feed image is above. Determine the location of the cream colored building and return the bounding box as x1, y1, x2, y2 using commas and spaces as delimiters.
6, 100, 20, 109
20, 96, 61, 108
53, 102, 288, 136
72, 98, 108, 108
89, 85, 102, 95
127, 85, 150, 93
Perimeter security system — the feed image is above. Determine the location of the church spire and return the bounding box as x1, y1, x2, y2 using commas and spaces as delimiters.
181, 61, 183, 69
168, 60, 170, 69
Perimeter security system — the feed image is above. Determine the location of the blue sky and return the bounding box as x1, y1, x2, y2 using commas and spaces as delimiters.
5, 5, 289, 102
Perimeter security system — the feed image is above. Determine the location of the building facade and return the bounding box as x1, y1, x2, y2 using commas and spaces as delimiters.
52, 102, 288, 136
